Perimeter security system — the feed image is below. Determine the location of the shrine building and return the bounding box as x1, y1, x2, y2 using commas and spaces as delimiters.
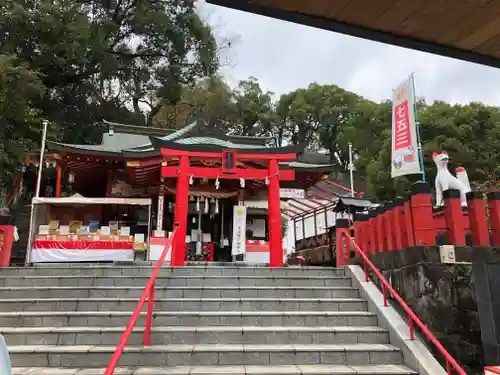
26, 119, 337, 267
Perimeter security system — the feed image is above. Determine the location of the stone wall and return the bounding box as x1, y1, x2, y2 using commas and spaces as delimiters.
356, 247, 483, 374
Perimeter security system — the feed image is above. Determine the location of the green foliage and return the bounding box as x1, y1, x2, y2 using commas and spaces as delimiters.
0, 0, 219, 134
0, 56, 45, 192
0, 0, 220, 195
162, 78, 500, 200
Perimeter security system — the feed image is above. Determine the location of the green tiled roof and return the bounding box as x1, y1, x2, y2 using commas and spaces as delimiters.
177, 137, 266, 149
46, 119, 334, 173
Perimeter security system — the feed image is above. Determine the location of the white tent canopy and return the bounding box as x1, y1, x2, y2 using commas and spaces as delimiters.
27, 194, 152, 264
32, 195, 152, 206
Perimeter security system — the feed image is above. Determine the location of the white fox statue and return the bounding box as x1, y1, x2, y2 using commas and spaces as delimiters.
433, 151, 471, 207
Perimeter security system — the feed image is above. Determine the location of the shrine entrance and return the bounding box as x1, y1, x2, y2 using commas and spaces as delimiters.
160, 147, 297, 267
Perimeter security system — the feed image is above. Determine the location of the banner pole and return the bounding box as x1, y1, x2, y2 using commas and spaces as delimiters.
411, 73, 426, 182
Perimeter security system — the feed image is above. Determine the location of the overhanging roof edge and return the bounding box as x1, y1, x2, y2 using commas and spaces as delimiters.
208, 0, 500, 69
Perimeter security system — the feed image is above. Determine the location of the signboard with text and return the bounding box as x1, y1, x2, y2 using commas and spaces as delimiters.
391, 76, 422, 178
231, 205, 247, 256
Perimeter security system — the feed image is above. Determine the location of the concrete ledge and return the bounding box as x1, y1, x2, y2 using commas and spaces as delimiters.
346, 265, 447, 375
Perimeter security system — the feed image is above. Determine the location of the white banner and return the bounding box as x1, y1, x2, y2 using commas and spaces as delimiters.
391, 76, 422, 178
231, 205, 247, 256
156, 195, 164, 230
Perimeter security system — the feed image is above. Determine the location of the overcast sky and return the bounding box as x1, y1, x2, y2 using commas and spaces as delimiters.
198, 1, 500, 106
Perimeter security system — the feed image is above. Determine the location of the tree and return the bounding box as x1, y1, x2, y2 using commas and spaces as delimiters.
0, 0, 219, 136
154, 75, 236, 130
275, 83, 366, 168
0, 56, 45, 194
232, 77, 276, 137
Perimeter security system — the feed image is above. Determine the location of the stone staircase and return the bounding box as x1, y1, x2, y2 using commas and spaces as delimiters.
0, 264, 418, 374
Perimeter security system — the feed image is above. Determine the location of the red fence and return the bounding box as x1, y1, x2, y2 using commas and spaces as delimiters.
349, 182, 497, 255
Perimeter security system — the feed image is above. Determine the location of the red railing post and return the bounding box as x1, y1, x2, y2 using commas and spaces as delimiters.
104, 225, 179, 375
487, 192, 500, 246
393, 198, 405, 250
443, 189, 466, 246
335, 218, 350, 266
466, 192, 489, 246
410, 182, 435, 246
144, 283, 155, 346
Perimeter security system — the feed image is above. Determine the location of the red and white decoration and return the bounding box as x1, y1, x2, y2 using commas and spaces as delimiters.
391, 75, 421, 178
31, 240, 134, 263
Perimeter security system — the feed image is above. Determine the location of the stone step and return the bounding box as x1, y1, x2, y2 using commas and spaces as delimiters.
12, 364, 418, 374
0, 297, 368, 312
8, 343, 404, 367
0, 310, 376, 327
0, 286, 359, 299
0, 275, 352, 287
2, 325, 389, 346
2, 266, 344, 277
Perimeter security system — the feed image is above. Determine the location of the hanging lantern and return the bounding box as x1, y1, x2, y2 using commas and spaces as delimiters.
68, 173, 75, 184
215, 199, 219, 214
196, 197, 200, 212
204, 197, 209, 214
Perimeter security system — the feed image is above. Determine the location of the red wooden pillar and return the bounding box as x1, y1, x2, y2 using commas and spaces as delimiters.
403, 200, 414, 247
410, 182, 435, 246
369, 211, 378, 254
393, 199, 405, 250
487, 192, 500, 245
467, 191, 489, 246
353, 213, 363, 248
376, 207, 385, 252
443, 189, 466, 246
362, 218, 370, 253
172, 155, 190, 267
268, 159, 283, 267
55, 166, 62, 197
384, 203, 395, 251
355, 213, 369, 253
336, 218, 350, 266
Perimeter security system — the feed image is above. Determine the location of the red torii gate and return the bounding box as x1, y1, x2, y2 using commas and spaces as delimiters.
160, 148, 297, 267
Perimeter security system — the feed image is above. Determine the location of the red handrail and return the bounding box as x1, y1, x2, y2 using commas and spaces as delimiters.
104, 226, 179, 375
338, 229, 467, 375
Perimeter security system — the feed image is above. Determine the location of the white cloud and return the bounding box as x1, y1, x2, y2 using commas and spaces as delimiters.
198, 1, 500, 106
